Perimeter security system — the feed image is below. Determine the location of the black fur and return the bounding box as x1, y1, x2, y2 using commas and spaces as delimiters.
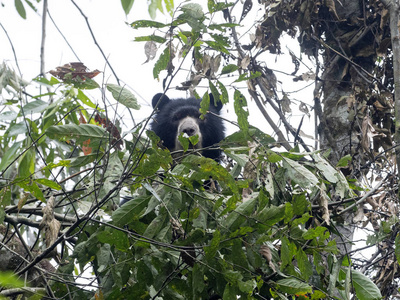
150, 93, 224, 160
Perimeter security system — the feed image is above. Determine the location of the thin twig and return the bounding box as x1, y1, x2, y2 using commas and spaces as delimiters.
47, 9, 80, 61
70, 0, 120, 85
337, 177, 386, 216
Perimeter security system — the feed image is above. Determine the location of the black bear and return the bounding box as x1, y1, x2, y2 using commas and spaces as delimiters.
150, 93, 225, 160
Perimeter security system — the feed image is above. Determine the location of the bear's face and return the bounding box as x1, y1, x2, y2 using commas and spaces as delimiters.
150, 93, 225, 160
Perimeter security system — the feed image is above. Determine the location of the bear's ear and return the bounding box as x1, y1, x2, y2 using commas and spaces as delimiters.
209, 93, 223, 112
152, 93, 170, 109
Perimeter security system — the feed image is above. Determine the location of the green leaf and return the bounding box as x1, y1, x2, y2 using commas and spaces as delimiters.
292, 193, 309, 215
35, 178, 62, 190
121, 0, 134, 15
199, 92, 210, 115
46, 124, 108, 145
296, 248, 313, 281
221, 64, 238, 75
96, 244, 111, 272
77, 89, 97, 109
180, 3, 204, 19
17, 181, 44, 202
302, 226, 329, 240
280, 237, 294, 268
69, 154, 99, 168
42, 160, 71, 170
192, 264, 205, 293
238, 279, 256, 294
22, 99, 48, 114
282, 157, 319, 189
223, 269, 243, 284
205, 229, 221, 259
130, 20, 167, 29
112, 195, 150, 226
256, 204, 285, 226
148, 0, 158, 19
225, 197, 256, 231
313, 154, 339, 183
217, 80, 229, 104
0, 141, 22, 173
0, 111, 18, 121
208, 23, 239, 30
0, 271, 24, 288
395, 234, 400, 265
275, 277, 312, 294
178, 3, 206, 31
351, 269, 382, 300
204, 40, 230, 54
153, 48, 170, 79
15, 0, 26, 19
106, 83, 140, 109
328, 255, 341, 295
223, 282, 239, 299
134, 35, 167, 43
337, 154, 352, 167
234, 89, 249, 135
234, 71, 261, 82
143, 213, 169, 239
19, 147, 35, 178
164, 0, 174, 15
97, 228, 130, 251
207, 0, 234, 13
6, 122, 28, 137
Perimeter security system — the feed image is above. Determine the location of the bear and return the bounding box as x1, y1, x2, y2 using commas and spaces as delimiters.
120, 93, 224, 206
150, 93, 225, 160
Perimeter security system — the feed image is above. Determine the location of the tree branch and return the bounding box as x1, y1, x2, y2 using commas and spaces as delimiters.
40, 0, 48, 76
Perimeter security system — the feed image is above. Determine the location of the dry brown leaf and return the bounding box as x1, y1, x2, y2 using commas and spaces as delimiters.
95, 113, 123, 150
144, 41, 158, 63
49, 62, 101, 81
280, 93, 291, 114
259, 244, 276, 271
353, 206, 364, 223
40, 196, 61, 248
366, 196, 379, 210
211, 54, 221, 77
240, 55, 251, 69
319, 189, 330, 225
325, 0, 339, 20
299, 102, 310, 116
259, 245, 272, 262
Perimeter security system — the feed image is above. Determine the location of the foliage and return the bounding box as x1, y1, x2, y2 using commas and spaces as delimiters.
1, 0, 400, 299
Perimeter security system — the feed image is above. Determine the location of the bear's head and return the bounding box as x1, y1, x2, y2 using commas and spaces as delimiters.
150, 93, 225, 160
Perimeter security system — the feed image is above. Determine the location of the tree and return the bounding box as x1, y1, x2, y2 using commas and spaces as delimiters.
0, 0, 399, 299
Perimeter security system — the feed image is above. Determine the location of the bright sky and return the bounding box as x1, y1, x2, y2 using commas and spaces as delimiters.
1, 0, 315, 139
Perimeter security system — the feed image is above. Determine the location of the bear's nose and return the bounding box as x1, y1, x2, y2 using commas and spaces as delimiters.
183, 127, 196, 136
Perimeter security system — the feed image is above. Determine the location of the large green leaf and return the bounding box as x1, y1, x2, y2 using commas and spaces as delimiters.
0, 141, 22, 173
112, 196, 150, 226
351, 269, 382, 300
275, 277, 312, 294
233, 89, 249, 135
46, 124, 108, 144
106, 84, 140, 110
225, 197, 256, 231
121, 0, 134, 15
282, 157, 319, 189
14, 0, 26, 19
153, 48, 170, 79
22, 99, 48, 114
